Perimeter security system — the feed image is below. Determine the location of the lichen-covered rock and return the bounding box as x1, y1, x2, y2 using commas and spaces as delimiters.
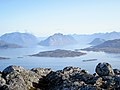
79, 85, 98, 90
96, 62, 114, 76
31, 68, 52, 77
0, 63, 120, 90
114, 76, 120, 89
3, 65, 26, 75
101, 76, 115, 89
38, 66, 102, 90
0, 77, 6, 87
2, 65, 52, 90
3, 66, 39, 90
113, 69, 120, 75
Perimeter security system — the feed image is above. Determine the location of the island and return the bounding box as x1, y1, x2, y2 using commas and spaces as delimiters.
29, 49, 86, 57
82, 59, 97, 62
0, 57, 10, 60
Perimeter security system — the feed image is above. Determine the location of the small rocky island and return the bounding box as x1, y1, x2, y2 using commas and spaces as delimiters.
0, 62, 120, 90
0, 57, 10, 60
29, 49, 86, 57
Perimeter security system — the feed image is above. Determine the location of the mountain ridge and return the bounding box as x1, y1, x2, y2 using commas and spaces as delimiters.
39, 33, 77, 46
0, 32, 39, 47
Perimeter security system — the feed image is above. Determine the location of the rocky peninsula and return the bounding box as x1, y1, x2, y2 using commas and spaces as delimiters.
29, 49, 86, 58
0, 62, 120, 90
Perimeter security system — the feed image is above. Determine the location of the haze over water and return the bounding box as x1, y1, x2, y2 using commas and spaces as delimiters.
0, 44, 120, 73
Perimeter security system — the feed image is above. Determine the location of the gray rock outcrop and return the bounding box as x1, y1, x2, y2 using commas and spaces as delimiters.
1, 65, 52, 90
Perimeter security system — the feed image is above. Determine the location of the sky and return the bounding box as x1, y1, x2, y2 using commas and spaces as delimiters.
1, 0, 120, 36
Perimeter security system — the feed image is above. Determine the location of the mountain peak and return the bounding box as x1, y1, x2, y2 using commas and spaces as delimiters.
0, 32, 38, 47
39, 33, 77, 46
53, 33, 63, 36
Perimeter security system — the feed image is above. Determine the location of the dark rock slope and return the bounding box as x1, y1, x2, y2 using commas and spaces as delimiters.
0, 62, 120, 90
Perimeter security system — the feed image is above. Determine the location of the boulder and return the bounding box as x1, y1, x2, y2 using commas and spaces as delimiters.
3, 65, 26, 75
113, 69, 120, 75
96, 62, 114, 76
2, 65, 47, 90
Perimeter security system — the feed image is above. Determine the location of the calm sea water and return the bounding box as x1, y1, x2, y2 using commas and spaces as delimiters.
0, 44, 120, 73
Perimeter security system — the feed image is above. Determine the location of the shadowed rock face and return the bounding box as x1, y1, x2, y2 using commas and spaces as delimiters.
0, 62, 120, 90
1, 65, 52, 90
39, 33, 77, 46
29, 49, 86, 58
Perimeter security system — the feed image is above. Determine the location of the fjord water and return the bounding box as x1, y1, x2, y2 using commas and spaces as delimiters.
0, 44, 120, 73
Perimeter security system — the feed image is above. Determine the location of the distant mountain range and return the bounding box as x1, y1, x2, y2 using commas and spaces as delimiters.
39, 33, 77, 46
0, 31, 120, 48
0, 32, 39, 47
72, 31, 120, 44
82, 39, 120, 53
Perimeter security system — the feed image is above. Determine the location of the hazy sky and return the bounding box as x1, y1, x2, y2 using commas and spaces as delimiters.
1, 0, 120, 36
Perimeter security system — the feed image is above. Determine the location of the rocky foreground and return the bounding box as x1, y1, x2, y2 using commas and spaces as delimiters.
0, 63, 120, 90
